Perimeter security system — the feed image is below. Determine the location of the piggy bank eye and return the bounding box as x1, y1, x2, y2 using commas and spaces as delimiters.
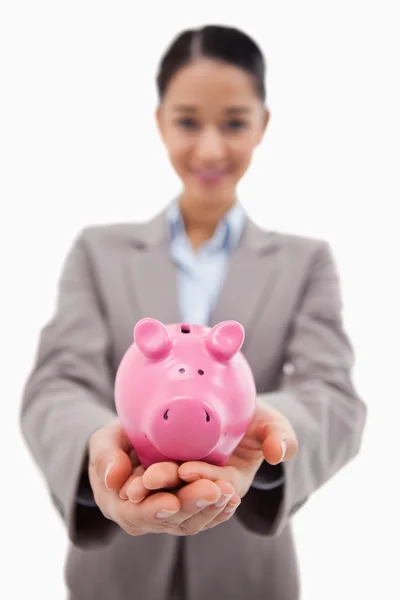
179, 368, 185, 373
197, 369, 204, 375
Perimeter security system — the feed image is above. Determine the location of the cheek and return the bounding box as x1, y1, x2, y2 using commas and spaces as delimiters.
229, 139, 257, 171
166, 136, 192, 169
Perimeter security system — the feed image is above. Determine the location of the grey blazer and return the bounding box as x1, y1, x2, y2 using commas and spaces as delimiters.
20, 206, 367, 600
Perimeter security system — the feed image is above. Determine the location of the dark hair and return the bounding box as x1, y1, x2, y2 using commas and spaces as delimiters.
156, 25, 266, 103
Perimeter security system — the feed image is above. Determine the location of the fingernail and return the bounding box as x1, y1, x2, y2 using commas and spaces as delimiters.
104, 462, 115, 489
280, 440, 287, 462
119, 491, 128, 500
128, 494, 146, 504
181, 473, 200, 482
196, 499, 212, 509
155, 509, 178, 519
215, 493, 233, 508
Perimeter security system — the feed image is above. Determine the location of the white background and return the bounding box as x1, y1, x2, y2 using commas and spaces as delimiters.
1, 1, 399, 598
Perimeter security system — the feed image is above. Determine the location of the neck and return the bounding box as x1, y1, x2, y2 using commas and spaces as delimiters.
178, 193, 236, 248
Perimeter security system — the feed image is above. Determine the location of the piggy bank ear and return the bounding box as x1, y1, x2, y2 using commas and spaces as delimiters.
205, 320, 244, 361
134, 318, 173, 359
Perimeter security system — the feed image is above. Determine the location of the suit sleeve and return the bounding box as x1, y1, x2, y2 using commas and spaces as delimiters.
19, 230, 119, 549
236, 241, 367, 535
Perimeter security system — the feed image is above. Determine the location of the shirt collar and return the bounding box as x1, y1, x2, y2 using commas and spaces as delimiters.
166, 199, 246, 252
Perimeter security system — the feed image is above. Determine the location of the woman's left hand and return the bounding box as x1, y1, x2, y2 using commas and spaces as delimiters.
178, 399, 298, 497
121, 399, 298, 502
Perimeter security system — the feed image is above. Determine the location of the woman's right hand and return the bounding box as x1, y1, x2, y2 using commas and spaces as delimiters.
88, 419, 241, 537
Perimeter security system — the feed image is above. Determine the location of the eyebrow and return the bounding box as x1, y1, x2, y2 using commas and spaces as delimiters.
226, 107, 252, 115
172, 105, 252, 115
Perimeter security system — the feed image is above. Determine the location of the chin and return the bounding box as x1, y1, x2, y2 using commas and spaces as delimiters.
187, 178, 237, 201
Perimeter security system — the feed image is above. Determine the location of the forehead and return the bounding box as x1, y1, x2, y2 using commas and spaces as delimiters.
162, 58, 260, 110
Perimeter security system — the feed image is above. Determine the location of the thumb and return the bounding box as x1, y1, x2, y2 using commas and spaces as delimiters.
89, 419, 136, 490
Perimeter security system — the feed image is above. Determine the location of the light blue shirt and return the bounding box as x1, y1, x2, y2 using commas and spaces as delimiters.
166, 200, 246, 326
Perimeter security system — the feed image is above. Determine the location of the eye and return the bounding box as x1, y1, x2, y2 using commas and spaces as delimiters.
179, 368, 185, 373
198, 369, 204, 375
225, 119, 247, 131
176, 118, 198, 130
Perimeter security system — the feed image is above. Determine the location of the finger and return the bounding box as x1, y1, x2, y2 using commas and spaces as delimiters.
120, 491, 181, 532
125, 476, 148, 503
251, 403, 298, 464
204, 493, 242, 531
162, 479, 222, 528
89, 420, 136, 490
178, 462, 238, 489
119, 465, 146, 500
142, 462, 181, 491
144, 474, 221, 534
177, 480, 236, 534
258, 424, 298, 465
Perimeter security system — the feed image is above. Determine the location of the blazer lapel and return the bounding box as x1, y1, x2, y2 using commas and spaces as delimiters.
124, 209, 182, 325
123, 207, 281, 338
209, 218, 281, 344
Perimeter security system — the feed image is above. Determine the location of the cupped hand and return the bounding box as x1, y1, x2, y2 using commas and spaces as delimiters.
177, 399, 298, 497
88, 419, 241, 537
119, 399, 297, 506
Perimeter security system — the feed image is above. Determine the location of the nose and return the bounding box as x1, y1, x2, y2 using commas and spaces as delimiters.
148, 398, 222, 461
195, 127, 226, 163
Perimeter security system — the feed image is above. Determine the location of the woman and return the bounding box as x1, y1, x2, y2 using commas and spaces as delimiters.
20, 25, 367, 600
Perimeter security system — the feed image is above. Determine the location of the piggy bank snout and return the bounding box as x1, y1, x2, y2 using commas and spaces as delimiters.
147, 398, 222, 461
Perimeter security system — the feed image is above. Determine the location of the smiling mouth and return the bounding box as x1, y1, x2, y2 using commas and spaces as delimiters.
192, 168, 229, 183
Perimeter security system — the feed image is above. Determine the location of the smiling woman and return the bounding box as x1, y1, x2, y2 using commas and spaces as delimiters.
19, 22, 367, 600
155, 26, 270, 235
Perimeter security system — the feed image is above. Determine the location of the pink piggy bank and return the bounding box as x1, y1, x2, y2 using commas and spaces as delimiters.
114, 317, 256, 468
